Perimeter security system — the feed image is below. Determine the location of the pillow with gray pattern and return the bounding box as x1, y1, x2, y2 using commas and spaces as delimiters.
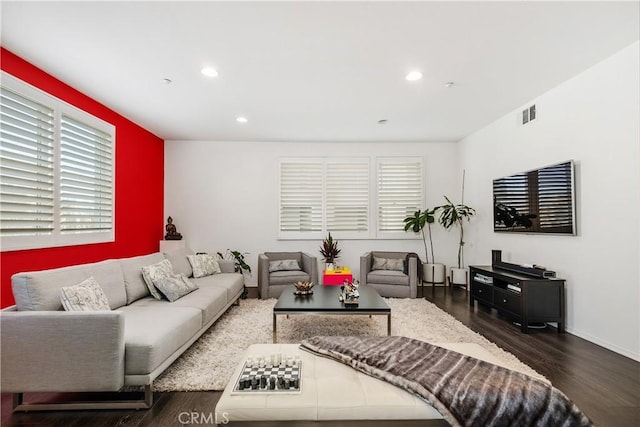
269, 259, 301, 272
154, 273, 199, 302
60, 276, 111, 311
372, 257, 405, 271
187, 254, 222, 278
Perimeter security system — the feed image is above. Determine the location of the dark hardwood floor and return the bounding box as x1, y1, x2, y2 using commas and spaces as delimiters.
2, 287, 638, 426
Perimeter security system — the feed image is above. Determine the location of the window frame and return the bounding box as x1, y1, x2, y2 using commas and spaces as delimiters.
278, 156, 424, 240
1, 72, 116, 252
375, 156, 425, 239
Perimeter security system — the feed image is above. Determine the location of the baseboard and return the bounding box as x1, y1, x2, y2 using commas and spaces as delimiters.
566, 327, 640, 362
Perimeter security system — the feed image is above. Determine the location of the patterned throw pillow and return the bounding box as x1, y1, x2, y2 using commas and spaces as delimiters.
154, 273, 199, 302
141, 259, 174, 299
60, 276, 111, 311
187, 254, 222, 278
269, 259, 301, 272
372, 257, 405, 272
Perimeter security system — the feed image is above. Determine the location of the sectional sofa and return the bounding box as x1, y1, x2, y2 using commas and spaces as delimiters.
0, 247, 244, 411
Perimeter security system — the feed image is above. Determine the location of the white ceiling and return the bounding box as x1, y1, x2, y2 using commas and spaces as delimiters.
1, 1, 638, 142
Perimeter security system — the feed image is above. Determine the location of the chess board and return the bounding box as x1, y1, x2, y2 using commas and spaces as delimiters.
231, 360, 302, 395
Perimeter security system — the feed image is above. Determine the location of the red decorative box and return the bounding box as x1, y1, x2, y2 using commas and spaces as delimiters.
323, 267, 352, 286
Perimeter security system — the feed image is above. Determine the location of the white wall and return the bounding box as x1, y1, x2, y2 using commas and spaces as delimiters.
165, 141, 460, 285
459, 42, 640, 360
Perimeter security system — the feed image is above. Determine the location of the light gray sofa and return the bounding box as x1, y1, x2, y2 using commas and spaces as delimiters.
360, 251, 419, 298
0, 248, 244, 411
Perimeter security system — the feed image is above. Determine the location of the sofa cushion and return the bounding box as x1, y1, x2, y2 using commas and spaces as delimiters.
163, 247, 194, 277
187, 254, 221, 278
141, 259, 174, 300
60, 276, 111, 311
117, 305, 202, 375
154, 274, 199, 302
12, 259, 126, 311
269, 270, 311, 286
130, 285, 228, 327
193, 273, 244, 304
120, 252, 166, 304
367, 270, 409, 286
265, 252, 302, 262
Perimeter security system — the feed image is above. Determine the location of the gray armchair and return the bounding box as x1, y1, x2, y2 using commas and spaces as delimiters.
258, 252, 319, 299
360, 251, 419, 298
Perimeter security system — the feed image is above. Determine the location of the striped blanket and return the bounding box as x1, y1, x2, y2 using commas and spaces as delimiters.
300, 336, 592, 427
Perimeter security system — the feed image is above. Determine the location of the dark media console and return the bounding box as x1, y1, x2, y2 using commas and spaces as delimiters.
469, 251, 565, 333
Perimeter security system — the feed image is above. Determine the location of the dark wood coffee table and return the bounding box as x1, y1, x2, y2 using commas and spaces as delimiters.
272, 284, 391, 342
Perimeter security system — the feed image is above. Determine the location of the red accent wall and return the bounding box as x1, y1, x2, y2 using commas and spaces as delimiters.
0, 48, 165, 308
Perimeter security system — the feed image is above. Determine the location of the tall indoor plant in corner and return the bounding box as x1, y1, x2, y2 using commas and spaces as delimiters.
438, 194, 476, 286
403, 209, 445, 284
438, 170, 476, 286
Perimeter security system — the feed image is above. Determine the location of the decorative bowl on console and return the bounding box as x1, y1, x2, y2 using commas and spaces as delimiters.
293, 281, 314, 295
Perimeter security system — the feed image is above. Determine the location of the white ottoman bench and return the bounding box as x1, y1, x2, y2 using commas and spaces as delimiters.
215, 342, 517, 423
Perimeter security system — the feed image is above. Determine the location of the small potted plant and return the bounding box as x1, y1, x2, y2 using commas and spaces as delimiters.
216, 249, 252, 298
438, 195, 475, 286
403, 208, 445, 284
319, 232, 341, 270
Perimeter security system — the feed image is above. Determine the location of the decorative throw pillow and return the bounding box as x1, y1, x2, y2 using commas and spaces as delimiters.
187, 254, 221, 278
163, 246, 194, 277
60, 276, 111, 311
372, 257, 405, 271
154, 273, 199, 302
141, 259, 174, 299
269, 259, 301, 273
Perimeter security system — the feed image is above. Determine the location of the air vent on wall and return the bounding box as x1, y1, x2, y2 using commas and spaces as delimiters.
522, 104, 536, 125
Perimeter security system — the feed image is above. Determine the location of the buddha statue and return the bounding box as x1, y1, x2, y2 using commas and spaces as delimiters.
164, 216, 183, 240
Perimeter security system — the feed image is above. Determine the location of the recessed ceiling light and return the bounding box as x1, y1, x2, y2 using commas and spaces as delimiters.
405, 71, 423, 81
236, 116, 248, 123
378, 119, 388, 125
162, 78, 173, 84
445, 82, 455, 88
201, 67, 218, 77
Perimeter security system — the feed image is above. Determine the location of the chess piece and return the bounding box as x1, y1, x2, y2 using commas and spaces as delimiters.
164, 216, 183, 240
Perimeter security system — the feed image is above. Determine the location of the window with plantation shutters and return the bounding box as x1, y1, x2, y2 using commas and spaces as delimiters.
377, 159, 423, 233
326, 161, 369, 234
0, 72, 115, 251
60, 115, 113, 233
0, 87, 55, 237
280, 161, 323, 234
279, 156, 422, 239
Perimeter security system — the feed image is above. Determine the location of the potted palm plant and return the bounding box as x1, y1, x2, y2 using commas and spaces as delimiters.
438, 195, 476, 286
319, 232, 341, 270
403, 208, 445, 284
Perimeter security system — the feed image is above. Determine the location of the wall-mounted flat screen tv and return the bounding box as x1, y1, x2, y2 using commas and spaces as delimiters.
493, 160, 576, 235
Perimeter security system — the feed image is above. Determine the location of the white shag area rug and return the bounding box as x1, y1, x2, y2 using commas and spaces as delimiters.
154, 298, 544, 391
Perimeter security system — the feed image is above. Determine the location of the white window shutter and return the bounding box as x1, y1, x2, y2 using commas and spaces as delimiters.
280, 161, 323, 232
59, 114, 113, 234
377, 159, 423, 232
326, 161, 369, 232
0, 87, 55, 236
